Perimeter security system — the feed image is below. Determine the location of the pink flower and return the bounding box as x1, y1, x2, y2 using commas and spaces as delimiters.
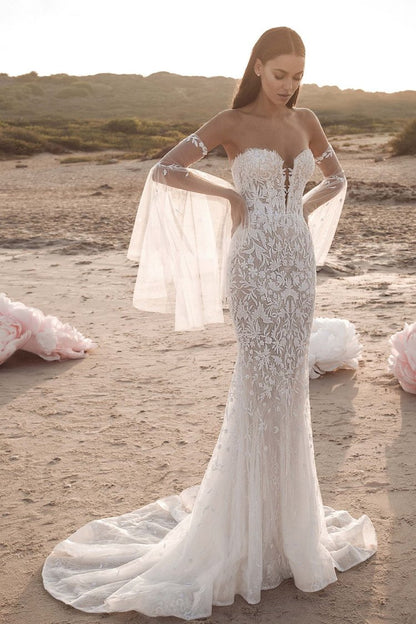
0, 312, 32, 365
388, 322, 416, 394
0, 293, 97, 365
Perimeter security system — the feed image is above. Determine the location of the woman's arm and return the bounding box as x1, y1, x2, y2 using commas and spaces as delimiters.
153, 110, 232, 197
301, 109, 347, 219
128, 111, 240, 331
152, 110, 247, 230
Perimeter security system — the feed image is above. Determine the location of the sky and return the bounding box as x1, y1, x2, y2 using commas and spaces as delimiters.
1, 0, 415, 93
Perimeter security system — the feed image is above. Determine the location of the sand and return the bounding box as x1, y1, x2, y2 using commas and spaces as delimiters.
1, 134, 416, 624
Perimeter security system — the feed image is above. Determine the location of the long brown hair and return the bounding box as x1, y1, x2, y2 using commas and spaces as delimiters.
231, 27, 305, 110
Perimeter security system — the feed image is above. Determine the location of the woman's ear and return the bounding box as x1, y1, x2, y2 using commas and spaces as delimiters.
254, 58, 262, 77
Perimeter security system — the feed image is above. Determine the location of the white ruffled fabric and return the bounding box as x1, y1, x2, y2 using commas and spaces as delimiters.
42, 481, 376, 619
309, 317, 363, 379
387, 321, 416, 393
0, 293, 97, 365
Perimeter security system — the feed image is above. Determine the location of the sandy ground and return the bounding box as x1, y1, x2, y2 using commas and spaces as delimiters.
1, 134, 416, 624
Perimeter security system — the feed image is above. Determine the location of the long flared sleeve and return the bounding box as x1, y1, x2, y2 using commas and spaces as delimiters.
303, 144, 347, 267
127, 133, 234, 332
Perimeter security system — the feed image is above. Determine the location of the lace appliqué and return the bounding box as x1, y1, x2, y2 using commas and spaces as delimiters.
228, 147, 316, 404
160, 162, 189, 176
231, 148, 315, 227
159, 132, 208, 177
322, 172, 346, 187
311, 144, 346, 194
314, 144, 335, 164
184, 132, 208, 157
41, 144, 377, 620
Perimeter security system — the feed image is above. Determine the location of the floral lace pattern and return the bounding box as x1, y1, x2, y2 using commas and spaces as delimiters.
42, 139, 377, 621
223, 148, 320, 588
314, 143, 335, 163
158, 133, 208, 177
228, 147, 316, 383
160, 162, 190, 177
184, 132, 208, 156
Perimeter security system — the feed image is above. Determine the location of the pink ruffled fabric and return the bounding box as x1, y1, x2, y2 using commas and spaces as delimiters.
0, 293, 97, 365
309, 317, 362, 379
387, 321, 416, 394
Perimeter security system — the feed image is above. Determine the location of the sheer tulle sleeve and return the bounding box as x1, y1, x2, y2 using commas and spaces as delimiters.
303, 144, 347, 267
127, 133, 234, 331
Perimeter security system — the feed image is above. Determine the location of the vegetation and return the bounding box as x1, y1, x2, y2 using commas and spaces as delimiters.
0, 118, 196, 158
389, 119, 416, 156
0, 71, 414, 123
0, 71, 414, 158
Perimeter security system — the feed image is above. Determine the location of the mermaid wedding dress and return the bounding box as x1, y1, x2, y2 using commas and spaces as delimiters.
42, 132, 377, 620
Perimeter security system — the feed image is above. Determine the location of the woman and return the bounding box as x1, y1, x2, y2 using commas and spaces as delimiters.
42, 27, 377, 620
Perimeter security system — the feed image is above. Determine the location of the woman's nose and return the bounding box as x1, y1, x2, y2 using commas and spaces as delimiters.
283, 77, 295, 91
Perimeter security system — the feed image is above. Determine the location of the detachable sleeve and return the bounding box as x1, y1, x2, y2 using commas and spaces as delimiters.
303, 144, 347, 267
127, 133, 234, 332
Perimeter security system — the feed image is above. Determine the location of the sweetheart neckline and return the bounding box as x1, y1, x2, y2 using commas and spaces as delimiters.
230, 146, 313, 169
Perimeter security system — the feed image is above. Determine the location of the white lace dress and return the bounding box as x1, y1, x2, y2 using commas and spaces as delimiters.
42, 135, 377, 620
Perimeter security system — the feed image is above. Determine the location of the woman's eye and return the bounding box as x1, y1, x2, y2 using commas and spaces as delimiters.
274, 75, 302, 81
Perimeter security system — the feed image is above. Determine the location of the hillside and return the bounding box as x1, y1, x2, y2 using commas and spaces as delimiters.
0, 71, 415, 127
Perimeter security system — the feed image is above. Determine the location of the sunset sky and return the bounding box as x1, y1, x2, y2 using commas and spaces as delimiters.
1, 0, 415, 93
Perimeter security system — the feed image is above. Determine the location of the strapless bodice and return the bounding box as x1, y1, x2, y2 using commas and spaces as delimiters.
230, 147, 315, 220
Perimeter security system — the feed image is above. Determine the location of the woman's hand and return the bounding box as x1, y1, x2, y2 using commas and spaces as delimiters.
226, 189, 248, 236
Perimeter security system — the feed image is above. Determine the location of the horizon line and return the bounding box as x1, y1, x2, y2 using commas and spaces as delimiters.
2, 70, 415, 96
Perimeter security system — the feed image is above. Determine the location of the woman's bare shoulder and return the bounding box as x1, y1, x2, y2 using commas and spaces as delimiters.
213, 108, 244, 126
293, 107, 322, 129
190, 109, 241, 152
199, 109, 240, 135
294, 107, 330, 151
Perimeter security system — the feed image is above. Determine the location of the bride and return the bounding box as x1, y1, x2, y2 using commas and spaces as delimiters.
42, 26, 377, 619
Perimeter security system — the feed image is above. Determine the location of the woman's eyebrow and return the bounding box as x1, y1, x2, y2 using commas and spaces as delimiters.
272, 68, 304, 75
272, 67, 303, 74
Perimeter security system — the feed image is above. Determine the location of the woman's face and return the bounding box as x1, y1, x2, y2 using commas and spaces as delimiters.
255, 54, 305, 106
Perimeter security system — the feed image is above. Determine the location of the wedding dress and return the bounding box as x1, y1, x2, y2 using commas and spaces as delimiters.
42, 132, 377, 619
